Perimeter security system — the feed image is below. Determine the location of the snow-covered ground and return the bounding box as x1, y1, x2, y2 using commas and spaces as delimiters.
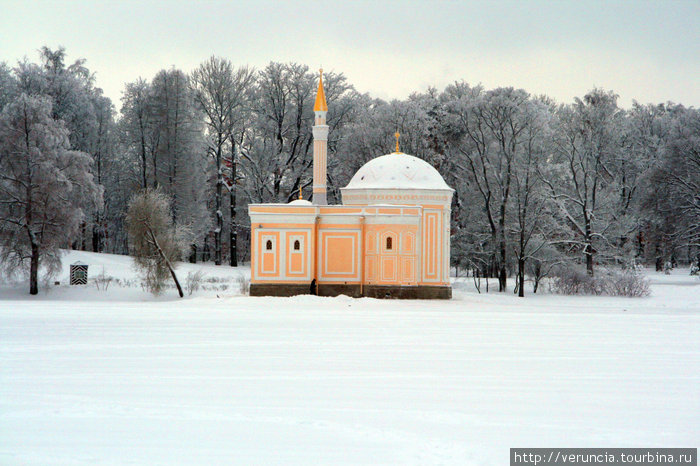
1, 251, 698, 465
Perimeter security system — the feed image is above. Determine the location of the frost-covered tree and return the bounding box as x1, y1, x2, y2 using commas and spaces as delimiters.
13, 47, 117, 251
117, 69, 214, 260
8, 45, 699, 289
509, 98, 552, 297
335, 92, 445, 185
150, 69, 211, 255
445, 85, 533, 291
233, 63, 358, 262
544, 89, 624, 276
191, 57, 254, 265
0, 62, 18, 110
220, 71, 254, 267
621, 102, 673, 268
15, 47, 97, 153
644, 107, 700, 262
0, 94, 100, 294
242, 63, 316, 204
120, 78, 156, 189
126, 189, 185, 297
242, 63, 357, 205
101, 144, 136, 254
86, 90, 116, 252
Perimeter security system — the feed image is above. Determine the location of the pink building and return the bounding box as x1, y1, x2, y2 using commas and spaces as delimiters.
248, 70, 453, 299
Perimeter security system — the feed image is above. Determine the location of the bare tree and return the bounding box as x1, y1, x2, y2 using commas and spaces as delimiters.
646, 107, 700, 255
150, 68, 211, 258
191, 57, 254, 266
120, 78, 154, 190
89, 91, 116, 252
510, 98, 551, 296
544, 89, 623, 276
447, 86, 530, 291
125, 189, 185, 297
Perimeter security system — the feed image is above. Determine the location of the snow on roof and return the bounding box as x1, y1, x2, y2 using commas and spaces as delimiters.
344, 153, 452, 191
71, 261, 88, 266
288, 199, 313, 205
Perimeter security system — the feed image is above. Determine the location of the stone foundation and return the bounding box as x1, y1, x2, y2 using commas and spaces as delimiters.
249, 283, 311, 297
362, 285, 452, 299
249, 283, 451, 300
317, 284, 363, 298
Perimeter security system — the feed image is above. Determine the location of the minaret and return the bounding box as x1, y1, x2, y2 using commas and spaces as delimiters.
312, 68, 329, 205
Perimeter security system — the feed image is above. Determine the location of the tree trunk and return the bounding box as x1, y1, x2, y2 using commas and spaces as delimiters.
517, 258, 525, 297
637, 232, 644, 258
80, 221, 87, 251
491, 229, 507, 292
189, 244, 197, 263
497, 230, 507, 292
147, 227, 183, 298
585, 242, 594, 276
215, 136, 223, 266
140, 128, 147, 189
203, 236, 210, 262
655, 239, 663, 271
584, 214, 594, 276
498, 239, 507, 291
168, 264, 184, 298
92, 224, 100, 252
585, 244, 594, 276
229, 138, 237, 267
229, 190, 237, 267
29, 240, 39, 295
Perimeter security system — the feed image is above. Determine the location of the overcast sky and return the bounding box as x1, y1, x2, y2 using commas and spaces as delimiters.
1, 0, 698, 108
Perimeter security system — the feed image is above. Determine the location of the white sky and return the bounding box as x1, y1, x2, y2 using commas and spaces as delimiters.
1, 0, 698, 108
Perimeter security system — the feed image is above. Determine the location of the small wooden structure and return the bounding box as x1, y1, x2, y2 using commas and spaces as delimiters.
70, 261, 88, 285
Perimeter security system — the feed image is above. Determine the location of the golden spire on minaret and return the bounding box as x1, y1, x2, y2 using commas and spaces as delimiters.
313, 68, 328, 112
394, 131, 401, 153
299, 185, 303, 200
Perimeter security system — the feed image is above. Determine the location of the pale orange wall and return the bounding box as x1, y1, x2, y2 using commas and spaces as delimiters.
286, 231, 309, 277
252, 225, 313, 284
257, 231, 280, 278
363, 224, 418, 286
421, 210, 446, 285
249, 203, 450, 288
318, 229, 360, 282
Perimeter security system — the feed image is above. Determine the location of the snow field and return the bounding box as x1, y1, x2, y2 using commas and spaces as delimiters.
0, 251, 698, 464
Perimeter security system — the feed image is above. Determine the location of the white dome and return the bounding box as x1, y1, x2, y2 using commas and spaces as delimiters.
344, 153, 451, 190
288, 199, 312, 205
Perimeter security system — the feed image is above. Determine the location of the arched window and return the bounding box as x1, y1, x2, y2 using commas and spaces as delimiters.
266, 240, 272, 250
293, 240, 300, 250
386, 236, 393, 250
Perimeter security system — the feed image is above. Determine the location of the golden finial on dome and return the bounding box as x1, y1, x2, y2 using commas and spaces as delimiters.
394, 131, 400, 153
299, 185, 302, 200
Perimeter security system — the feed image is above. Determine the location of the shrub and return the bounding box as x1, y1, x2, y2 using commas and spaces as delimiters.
185, 270, 206, 296
690, 262, 699, 276
93, 268, 114, 291
552, 268, 600, 295
552, 267, 650, 297
236, 274, 250, 295
607, 268, 650, 297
